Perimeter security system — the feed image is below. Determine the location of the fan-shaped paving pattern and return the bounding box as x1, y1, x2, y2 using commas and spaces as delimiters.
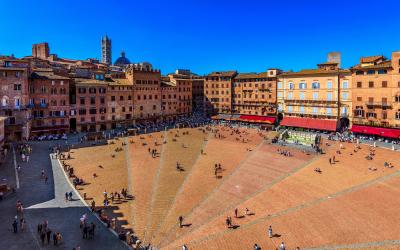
66, 127, 400, 250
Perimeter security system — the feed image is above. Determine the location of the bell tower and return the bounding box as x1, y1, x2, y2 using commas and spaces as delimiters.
101, 35, 112, 65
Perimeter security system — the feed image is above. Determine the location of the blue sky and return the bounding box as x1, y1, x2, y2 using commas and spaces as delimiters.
1, 0, 400, 74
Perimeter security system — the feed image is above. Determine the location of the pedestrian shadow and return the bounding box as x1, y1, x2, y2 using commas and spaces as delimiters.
230, 225, 240, 229
272, 233, 281, 238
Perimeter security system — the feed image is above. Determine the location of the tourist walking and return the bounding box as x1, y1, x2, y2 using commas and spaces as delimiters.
268, 225, 273, 238
46, 229, 52, 244
12, 218, 18, 233
179, 216, 184, 228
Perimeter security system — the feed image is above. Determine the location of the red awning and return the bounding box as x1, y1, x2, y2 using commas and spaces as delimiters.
238, 115, 276, 124
280, 116, 337, 131
351, 125, 400, 139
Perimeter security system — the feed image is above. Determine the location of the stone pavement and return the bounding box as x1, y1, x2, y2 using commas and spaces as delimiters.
0, 141, 128, 250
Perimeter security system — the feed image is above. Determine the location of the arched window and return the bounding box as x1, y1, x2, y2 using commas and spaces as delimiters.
2, 96, 9, 107
299, 82, 307, 89
288, 82, 294, 89
395, 94, 400, 103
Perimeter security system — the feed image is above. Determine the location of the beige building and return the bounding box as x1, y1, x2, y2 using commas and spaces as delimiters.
277, 60, 352, 131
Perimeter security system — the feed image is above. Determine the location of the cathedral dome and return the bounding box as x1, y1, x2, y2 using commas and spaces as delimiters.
114, 51, 131, 67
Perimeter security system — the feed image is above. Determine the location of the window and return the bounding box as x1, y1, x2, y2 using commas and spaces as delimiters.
342, 81, 348, 89
299, 106, 305, 112
78, 87, 86, 94
326, 108, 332, 114
368, 97, 374, 104
396, 110, 400, 120
395, 95, 400, 103
357, 82, 362, 88
299, 82, 307, 89
382, 97, 388, 105
313, 107, 318, 114
357, 96, 362, 101
311, 82, 320, 89
277, 82, 283, 89
368, 81, 374, 88
120, 96, 124, 101
288, 82, 294, 89
299, 92, 305, 100
111, 108, 115, 113
341, 107, 348, 115
382, 81, 388, 88
355, 71, 364, 75
14, 84, 22, 91
327, 81, 332, 89
312, 92, 318, 100
378, 69, 387, 74
79, 109, 86, 115
367, 70, 375, 75
14, 98, 20, 108
342, 92, 348, 100
287, 106, 293, 112
41, 86, 46, 93
89, 87, 96, 94
288, 92, 293, 100
90, 97, 95, 105
100, 97, 105, 104
89, 108, 97, 115
111, 96, 115, 101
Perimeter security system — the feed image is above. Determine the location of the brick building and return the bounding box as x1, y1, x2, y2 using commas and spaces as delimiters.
233, 69, 279, 117
204, 71, 237, 115
126, 63, 163, 123
30, 69, 70, 134
0, 57, 31, 140
350, 52, 400, 138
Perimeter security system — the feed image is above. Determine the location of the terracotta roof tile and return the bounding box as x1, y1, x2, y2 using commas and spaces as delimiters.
360, 55, 384, 63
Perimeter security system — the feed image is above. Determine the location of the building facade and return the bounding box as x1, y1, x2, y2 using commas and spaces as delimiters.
350, 53, 400, 130
30, 69, 70, 134
0, 57, 31, 140
233, 69, 279, 117
277, 62, 352, 132
204, 71, 237, 114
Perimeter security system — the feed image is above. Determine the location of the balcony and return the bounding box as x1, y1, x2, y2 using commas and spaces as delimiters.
0, 105, 30, 110
365, 102, 392, 108
284, 99, 338, 107
258, 87, 272, 92
35, 103, 48, 108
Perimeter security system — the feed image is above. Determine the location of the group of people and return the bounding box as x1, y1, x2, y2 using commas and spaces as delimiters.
277, 148, 292, 157
79, 213, 96, 240
37, 220, 63, 246
102, 188, 130, 207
